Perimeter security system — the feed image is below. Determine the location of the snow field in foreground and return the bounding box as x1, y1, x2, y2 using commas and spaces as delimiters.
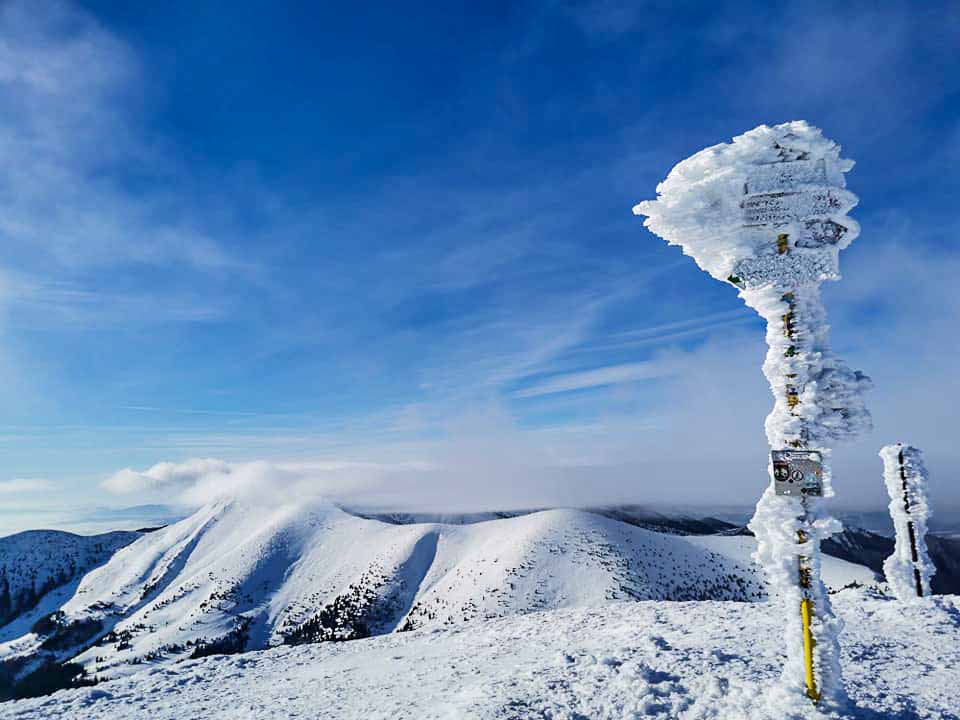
5, 589, 957, 720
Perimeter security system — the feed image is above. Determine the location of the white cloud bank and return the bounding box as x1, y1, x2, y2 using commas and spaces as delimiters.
101, 457, 440, 510
96, 335, 774, 514
102, 458, 232, 495
0, 478, 52, 494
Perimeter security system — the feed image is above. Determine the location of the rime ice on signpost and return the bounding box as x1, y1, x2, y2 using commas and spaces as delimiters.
880, 443, 935, 599
634, 121, 871, 706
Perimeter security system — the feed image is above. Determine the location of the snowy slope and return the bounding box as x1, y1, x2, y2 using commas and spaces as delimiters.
682, 535, 877, 592
0, 530, 140, 630
0, 499, 775, 691
3, 589, 956, 719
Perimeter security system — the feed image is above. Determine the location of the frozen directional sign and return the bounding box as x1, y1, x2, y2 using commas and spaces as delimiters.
632, 122, 860, 293
772, 450, 823, 497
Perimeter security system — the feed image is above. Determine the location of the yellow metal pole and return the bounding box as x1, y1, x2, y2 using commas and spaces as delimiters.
784, 283, 819, 704
797, 525, 819, 702
800, 597, 819, 701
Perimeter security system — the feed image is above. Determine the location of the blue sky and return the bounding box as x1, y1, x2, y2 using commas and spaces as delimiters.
1, 0, 958, 532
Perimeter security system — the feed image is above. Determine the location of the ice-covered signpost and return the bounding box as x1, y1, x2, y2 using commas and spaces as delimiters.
880, 443, 935, 599
633, 121, 871, 706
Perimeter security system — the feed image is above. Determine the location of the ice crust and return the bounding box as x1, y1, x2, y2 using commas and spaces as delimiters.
635, 121, 871, 707
880, 444, 935, 600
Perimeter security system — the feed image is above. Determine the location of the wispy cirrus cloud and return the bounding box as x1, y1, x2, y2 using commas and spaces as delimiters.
0, 0, 267, 357
562, 311, 758, 357
0, 0, 239, 273
0, 272, 228, 329
514, 361, 673, 398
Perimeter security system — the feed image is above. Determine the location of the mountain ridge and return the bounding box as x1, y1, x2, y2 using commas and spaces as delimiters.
0, 500, 878, 700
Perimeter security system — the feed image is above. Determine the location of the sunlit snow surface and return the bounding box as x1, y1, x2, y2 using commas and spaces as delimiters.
3, 590, 957, 720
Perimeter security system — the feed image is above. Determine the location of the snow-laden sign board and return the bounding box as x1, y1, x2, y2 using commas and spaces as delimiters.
634, 121, 871, 708
880, 443, 935, 599
772, 450, 823, 497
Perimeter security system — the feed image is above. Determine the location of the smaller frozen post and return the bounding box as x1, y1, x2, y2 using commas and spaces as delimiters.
880, 443, 935, 599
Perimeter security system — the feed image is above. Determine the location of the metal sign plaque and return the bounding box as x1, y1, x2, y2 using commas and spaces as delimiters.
741, 188, 847, 227
772, 450, 824, 497
743, 158, 828, 195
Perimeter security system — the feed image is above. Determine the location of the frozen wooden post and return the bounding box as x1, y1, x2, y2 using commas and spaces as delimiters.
880, 443, 935, 599
634, 122, 871, 707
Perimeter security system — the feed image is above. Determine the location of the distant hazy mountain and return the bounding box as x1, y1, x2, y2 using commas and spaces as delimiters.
73, 505, 186, 525
0, 505, 188, 539
832, 509, 960, 538
62, 505, 188, 535
360, 504, 960, 594
354, 504, 744, 536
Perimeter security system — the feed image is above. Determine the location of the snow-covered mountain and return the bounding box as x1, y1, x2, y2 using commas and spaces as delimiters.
0, 500, 877, 700
0, 530, 141, 629
4, 589, 957, 719
366, 505, 960, 594
351, 504, 738, 536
